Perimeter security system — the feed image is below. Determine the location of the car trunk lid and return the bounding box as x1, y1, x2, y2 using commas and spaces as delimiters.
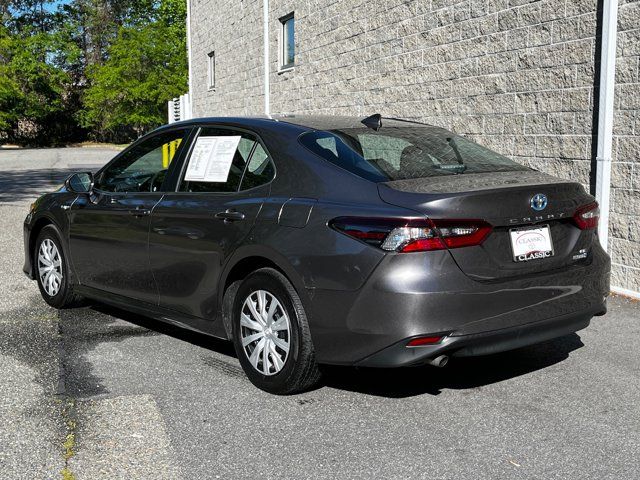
378, 170, 598, 281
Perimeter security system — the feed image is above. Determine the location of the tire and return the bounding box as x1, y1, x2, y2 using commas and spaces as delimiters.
34, 225, 82, 309
232, 268, 321, 394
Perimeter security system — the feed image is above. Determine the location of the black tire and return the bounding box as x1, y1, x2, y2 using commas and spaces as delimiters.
232, 268, 322, 394
34, 225, 82, 309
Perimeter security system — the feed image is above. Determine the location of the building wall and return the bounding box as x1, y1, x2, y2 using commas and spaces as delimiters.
611, 0, 640, 293
190, 0, 265, 116
190, 0, 640, 294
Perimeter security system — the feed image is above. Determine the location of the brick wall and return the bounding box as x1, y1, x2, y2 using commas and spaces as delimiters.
190, 0, 640, 294
190, 0, 264, 116
611, 0, 640, 292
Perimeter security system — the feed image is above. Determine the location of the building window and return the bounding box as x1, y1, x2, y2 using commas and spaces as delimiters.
207, 51, 215, 90
279, 13, 294, 71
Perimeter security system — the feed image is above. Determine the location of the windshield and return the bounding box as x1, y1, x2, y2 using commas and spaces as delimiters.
299, 126, 530, 182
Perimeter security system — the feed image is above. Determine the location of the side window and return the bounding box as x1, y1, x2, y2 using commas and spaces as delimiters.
180, 128, 258, 193
96, 129, 189, 193
240, 143, 275, 190
180, 128, 275, 193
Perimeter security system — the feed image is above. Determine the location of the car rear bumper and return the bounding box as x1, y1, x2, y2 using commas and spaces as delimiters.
307, 246, 610, 366
355, 303, 603, 367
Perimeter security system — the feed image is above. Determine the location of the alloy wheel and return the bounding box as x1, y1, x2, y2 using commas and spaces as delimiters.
240, 290, 291, 376
38, 239, 63, 297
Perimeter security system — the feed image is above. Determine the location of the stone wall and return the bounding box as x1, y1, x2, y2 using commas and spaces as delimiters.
189, 0, 640, 293
611, 0, 640, 293
190, 0, 265, 116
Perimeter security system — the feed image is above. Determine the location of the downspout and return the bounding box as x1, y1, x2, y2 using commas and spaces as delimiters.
186, 0, 194, 118
594, 0, 618, 252
263, 0, 271, 116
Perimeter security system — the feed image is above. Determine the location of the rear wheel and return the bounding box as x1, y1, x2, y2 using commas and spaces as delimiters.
35, 225, 81, 309
232, 268, 321, 394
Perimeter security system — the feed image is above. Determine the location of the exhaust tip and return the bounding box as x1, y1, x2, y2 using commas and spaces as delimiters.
426, 355, 449, 368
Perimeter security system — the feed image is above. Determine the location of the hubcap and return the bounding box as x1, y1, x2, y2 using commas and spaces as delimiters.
38, 239, 63, 297
240, 290, 291, 376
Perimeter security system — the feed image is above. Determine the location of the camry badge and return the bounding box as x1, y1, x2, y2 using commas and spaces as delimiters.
530, 193, 548, 211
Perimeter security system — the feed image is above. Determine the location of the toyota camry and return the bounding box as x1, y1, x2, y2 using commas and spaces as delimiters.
23, 114, 610, 394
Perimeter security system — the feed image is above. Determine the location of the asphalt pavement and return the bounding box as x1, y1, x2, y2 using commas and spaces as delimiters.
1, 147, 639, 479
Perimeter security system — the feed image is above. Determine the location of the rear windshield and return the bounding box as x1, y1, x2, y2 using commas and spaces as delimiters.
299, 126, 530, 182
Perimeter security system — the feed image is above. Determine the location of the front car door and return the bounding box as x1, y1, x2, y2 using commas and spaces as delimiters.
148, 126, 275, 328
68, 127, 192, 303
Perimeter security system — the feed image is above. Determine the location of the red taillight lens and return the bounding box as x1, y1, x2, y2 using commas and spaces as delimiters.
573, 202, 599, 230
329, 217, 492, 253
431, 219, 493, 249
407, 336, 443, 347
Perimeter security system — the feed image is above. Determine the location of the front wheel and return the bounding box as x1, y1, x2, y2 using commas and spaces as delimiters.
232, 268, 321, 394
34, 225, 81, 309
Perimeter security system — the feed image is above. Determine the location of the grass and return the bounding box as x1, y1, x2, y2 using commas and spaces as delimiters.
60, 400, 78, 480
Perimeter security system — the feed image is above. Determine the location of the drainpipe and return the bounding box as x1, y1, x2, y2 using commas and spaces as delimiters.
186, 0, 194, 118
263, 0, 270, 116
594, 0, 618, 252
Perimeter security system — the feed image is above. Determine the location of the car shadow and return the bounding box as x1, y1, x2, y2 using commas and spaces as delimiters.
89, 303, 584, 399
90, 303, 237, 358
321, 333, 584, 398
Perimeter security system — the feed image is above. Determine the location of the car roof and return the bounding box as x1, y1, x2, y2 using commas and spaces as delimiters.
164, 114, 431, 132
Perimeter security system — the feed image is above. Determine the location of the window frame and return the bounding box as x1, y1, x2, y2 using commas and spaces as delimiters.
207, 51, 216, 91
278, 13, 295, 72
92, 127, 194, 195
174, 125, 277, 195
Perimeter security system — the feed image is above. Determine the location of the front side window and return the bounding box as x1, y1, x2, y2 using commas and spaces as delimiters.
180, 128, 274, 193
96, 129, 190, 192
299, 126, 530, 183
280, 13, 294, 69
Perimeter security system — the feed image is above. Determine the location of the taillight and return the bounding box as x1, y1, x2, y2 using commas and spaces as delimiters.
406, 335, 443, 347
329, 217, 492, 253
573, 202, 599, 230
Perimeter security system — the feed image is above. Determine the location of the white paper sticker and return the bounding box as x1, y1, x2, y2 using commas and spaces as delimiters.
184, 136, 242, 182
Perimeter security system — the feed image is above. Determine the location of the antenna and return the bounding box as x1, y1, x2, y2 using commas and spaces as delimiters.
361, 113, 382, 131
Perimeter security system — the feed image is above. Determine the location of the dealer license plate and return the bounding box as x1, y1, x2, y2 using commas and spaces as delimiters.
509, 225, 554, 262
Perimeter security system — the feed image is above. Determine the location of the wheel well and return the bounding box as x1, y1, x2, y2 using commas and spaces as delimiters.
223, 256, 283, 293
221, 256, 287, 339
29, 217, 54, 275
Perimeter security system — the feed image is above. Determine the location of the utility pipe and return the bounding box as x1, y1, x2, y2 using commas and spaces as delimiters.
186, 0, 194, 118
263, 0, 270, 116
594, 0, 618, 252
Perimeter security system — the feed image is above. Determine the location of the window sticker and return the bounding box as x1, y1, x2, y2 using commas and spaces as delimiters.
184, 135, 242, 182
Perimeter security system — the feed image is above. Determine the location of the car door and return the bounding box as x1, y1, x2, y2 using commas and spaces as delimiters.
68, 128, 192, 303
148, 126, 275, 322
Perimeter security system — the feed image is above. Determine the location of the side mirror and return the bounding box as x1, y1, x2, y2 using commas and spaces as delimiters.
65, 172, 94, 194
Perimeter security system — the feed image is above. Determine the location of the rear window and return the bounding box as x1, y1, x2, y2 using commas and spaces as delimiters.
299, 126, 529, 182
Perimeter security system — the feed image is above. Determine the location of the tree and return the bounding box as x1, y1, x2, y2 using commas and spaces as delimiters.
81, 0, 187, 140
0, 0, 188, 145
0, 24, 78, 145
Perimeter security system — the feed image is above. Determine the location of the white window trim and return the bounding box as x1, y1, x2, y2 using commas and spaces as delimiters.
207, 51, 216, 91
278, 13, 295, 73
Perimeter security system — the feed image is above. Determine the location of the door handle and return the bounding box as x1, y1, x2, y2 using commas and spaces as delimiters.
129, 208, 151, 217
214, 209, 246, 222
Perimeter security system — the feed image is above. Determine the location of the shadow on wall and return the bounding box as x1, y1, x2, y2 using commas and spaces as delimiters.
0, 168, 81, 203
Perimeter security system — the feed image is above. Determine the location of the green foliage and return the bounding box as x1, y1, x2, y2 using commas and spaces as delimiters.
0, 24, 78, 145
0, 0, 188, 145
81, 0, 187, 139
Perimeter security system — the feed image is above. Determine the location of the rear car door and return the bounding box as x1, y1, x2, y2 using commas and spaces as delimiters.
68, 128, 192, 303
148, 126, 275, 321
